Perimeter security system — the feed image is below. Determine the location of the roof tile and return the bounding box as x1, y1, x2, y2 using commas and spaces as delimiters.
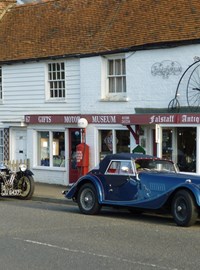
0, 0, 200, 62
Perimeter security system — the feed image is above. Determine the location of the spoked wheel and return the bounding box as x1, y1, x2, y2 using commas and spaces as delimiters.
168, 98, 180, 113
172, 190, 198, 227
18, 176, 35, 200
77, 183, 101, 215
187, 64, 200, 111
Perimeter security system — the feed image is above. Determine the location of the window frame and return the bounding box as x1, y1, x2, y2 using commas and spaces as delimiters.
46, 62, 66, 102
101, 55, 127, 101
37, 130, 66, 168
107, 58, 126, 94
98, 128, 131, 161
0, 129, 4, 162
0, 66, 2, 101
106, 160, 134, 175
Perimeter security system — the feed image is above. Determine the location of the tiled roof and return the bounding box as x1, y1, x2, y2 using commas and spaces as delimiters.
0, 0, 15, 9
0, 0, 15, 16
1, 0, 200, 63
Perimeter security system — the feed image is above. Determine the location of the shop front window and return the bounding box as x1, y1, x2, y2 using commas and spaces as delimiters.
0, 129, 3, 162
39, 131, 49, 166
177, 127, 196, 172
116, 130, 130, 152
162, 129, 173, 160
53, 132, 65, 167
38, 131, 65, 167
99, 129, 130, 159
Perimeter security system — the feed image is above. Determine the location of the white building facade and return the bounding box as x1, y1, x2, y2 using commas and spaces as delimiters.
1, 44, 200, 185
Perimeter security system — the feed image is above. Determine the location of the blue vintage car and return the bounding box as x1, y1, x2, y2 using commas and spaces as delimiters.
64, 153, 200, 227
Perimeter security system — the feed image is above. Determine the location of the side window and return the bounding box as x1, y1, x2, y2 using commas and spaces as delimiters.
0, 66, 2, 100
120, 161, 134, 175
0, 129, 4, 162
47, 62, 65, 100
107, 161, 120, 174
106, 160, 134, 175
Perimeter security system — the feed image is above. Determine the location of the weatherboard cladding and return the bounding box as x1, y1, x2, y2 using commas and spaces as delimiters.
1, 0, 200, 62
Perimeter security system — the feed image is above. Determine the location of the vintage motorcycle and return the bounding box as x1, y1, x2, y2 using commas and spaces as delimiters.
0, 163, 34, 199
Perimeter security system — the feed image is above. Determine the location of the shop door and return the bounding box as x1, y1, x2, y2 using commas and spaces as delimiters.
68, 128, 81, 184
152, 129, 157, 156
162, 128, 173, 160
12, 128, 27, 161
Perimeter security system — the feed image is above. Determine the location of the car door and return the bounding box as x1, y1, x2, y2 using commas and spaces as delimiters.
104, 160, 139, 201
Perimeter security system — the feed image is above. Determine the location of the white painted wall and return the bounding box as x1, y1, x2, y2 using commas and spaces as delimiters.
3, 44, 200, 185
2, 44, 199, 122
2, 59, 80, 123
80, 44, 200, 114
1, 59, 80, 185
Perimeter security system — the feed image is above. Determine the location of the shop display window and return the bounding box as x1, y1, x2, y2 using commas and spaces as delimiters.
53, 132, 65, 167
99, 129, 130, 159
116, 130, 130, 153
0, 66, 2, 100
0, 130, 3, 162
162, 127, 196, 173
177, 127, 196, 172
162, 129, 173, 160
38, 131, 65, 167
39, 131, 49, 166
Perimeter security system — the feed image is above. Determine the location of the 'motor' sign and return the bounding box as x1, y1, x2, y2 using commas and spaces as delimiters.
24, 113, 200, 125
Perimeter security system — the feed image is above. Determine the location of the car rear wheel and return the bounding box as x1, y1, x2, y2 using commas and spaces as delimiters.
77, 183, 101, 215
172, 190, 198, 227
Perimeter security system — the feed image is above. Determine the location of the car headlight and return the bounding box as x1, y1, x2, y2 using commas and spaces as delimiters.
19, 164, 27, 172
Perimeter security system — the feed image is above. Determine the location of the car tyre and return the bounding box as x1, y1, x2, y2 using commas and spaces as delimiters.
77, 183, 101, 215
172, 190, 198, 227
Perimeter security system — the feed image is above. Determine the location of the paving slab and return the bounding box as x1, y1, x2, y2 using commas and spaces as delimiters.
32, 182, 74, 205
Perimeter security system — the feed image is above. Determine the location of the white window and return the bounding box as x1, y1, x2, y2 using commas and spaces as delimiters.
0, 67, 2, 100
99, 129, 130, 160
0, 130, 4, 162
48, 62, 65, 99
38, 131, 65, 167
108, 58, 126, 94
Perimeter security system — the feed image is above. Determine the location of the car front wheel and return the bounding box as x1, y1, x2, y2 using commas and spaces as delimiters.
77, 183, 101, 215
172, 190, 198, 227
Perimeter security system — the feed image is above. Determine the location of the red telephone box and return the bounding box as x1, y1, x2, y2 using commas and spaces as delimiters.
76, 143, 89, 176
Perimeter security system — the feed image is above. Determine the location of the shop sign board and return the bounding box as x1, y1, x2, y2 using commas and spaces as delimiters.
24, 113, 200, 125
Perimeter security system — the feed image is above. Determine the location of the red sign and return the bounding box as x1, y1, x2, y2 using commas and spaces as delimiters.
24, 113, 200, 125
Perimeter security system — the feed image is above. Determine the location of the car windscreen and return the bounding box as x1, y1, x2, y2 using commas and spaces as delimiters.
135, 159, 176, 173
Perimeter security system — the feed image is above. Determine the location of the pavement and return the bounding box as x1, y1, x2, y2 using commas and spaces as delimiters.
32, 182, 74, 205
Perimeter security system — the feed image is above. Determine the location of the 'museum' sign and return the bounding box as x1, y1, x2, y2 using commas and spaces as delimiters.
24, 113, 200, 125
